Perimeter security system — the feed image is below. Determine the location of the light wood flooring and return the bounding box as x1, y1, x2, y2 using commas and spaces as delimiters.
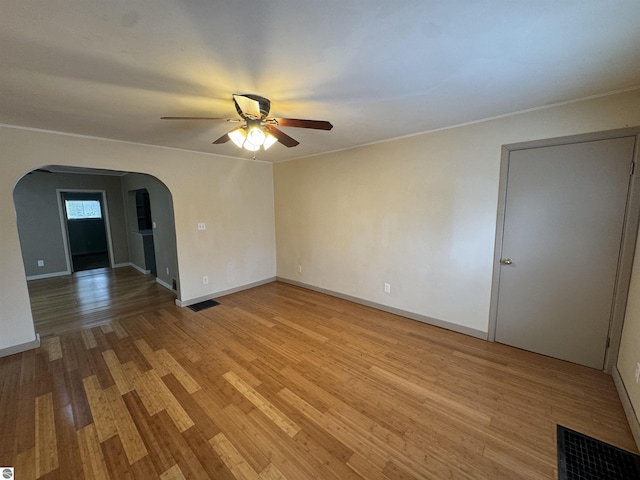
28, 267, 177, 337
1, 267, 637, 479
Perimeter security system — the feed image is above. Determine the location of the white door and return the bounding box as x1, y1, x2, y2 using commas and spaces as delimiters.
495, 137, 635, 369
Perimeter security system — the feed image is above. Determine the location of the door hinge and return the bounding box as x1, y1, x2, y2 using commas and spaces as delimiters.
630, 162, 635, 176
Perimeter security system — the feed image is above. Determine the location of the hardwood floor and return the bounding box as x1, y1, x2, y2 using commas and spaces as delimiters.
28, 267, 177, 337
2, 268, 636, 479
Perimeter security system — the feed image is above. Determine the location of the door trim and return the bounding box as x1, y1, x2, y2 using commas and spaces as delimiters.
488, 127, 640, 372
57, 189, 116, 273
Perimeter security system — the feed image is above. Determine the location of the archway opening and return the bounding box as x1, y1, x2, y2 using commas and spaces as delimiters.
13, 165, 179, 336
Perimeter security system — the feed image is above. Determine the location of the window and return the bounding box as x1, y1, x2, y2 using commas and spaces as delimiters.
65, 200, 102, 220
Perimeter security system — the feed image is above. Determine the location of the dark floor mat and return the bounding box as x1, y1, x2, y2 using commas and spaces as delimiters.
72, 252, 110, 271
188, 299, 220, 312
557, 424, 640, 480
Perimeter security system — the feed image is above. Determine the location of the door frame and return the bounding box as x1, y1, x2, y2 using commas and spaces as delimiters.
57, 189, 116, 273
488, 127, 640, 372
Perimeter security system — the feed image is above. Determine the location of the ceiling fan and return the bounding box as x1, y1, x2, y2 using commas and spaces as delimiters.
161, 93, 333, 152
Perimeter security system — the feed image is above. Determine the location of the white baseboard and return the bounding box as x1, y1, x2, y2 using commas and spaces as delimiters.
276, 277, 488, 340
26, 270, 70, 281
156, 277, 175, 292
124, 262, 151, 275
112, 262, 132, 269
612, 366, 640, 450
176, 277, 276, 307
27, 263, 151, 278
0, 334, 41, 358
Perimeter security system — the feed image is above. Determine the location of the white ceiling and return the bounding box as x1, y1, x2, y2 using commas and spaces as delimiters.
2, 1, 640, 163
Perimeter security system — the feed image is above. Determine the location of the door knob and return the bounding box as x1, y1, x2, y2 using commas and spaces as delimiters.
500, 258, 513, 265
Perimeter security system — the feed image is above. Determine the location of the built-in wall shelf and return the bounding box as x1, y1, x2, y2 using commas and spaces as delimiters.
136, 189, 152, 231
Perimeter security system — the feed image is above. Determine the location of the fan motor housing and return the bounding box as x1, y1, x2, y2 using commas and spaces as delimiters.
234, 94, 271, 120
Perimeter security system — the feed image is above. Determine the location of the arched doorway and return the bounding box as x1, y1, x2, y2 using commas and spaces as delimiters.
13, 165, 179, 336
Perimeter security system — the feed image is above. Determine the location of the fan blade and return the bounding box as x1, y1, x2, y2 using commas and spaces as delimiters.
212, 132, 231, 144
265, 126, 300, 147
161, 116, 238, 121
272, 118, 333, 130
233, 94, 261, 119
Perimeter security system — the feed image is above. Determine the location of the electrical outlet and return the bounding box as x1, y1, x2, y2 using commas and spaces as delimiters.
384, 283, 391, 294
202, 276, 209, 285
198, 223, 206, 231
297, 264, 302, 273
153, 221, 157, 229
635, 362, 640, 383
37, 260, 44, 267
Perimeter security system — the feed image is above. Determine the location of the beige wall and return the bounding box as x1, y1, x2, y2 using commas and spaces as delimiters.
275, 89, 640, 332
0, 126, 276, 352
618, 231, 640, 426
274, 88, 640, 430
3, 88, 640, 435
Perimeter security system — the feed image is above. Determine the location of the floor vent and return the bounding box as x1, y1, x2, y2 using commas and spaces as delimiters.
187, 299, 220, 312
557, 424, 640, 479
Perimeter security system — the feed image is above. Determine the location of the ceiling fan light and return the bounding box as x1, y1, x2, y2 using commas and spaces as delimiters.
246, 126, 266, 147
243, 141, 260, 152
228, 128, 246, 148
262, 133, 278, 150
